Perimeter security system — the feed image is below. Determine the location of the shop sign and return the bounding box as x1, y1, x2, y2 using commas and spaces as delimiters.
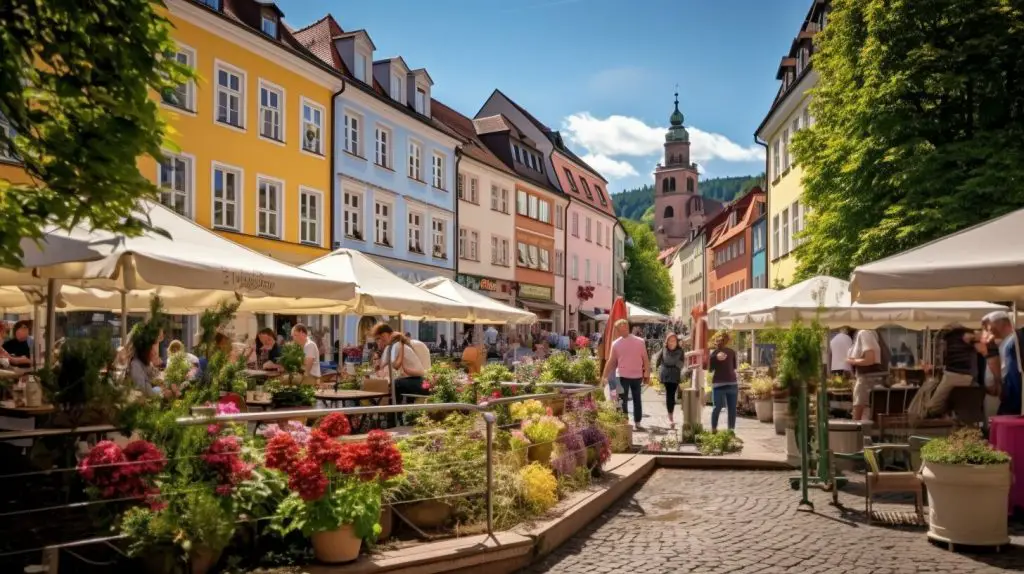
457, 274, 505, 293
519, 283, 552, 301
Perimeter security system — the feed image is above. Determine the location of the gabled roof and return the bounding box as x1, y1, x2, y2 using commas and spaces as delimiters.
706, 188, 765, 249
431, 101, 517, 178
374, 56, 410, 72
333, 29, 376, 51
410, 68, 434, 86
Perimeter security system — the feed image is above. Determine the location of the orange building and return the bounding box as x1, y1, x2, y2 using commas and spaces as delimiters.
705, 188, 766, 307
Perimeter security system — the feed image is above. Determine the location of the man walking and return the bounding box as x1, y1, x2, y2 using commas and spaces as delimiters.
601, 319, 649, 430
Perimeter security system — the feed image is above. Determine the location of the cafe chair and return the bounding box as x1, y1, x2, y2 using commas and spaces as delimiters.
863, 443, 924, 525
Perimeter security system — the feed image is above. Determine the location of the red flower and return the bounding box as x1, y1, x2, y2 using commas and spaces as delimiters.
289, 459, 328, 501
77, 440, 165, 501
421, 381, 432, 391
307, 429, 343, 467
317, 413, 352, 438
491, 390, 502, 399
265, 432, 299, 473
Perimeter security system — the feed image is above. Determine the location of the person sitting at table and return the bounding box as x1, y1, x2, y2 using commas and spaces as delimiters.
371, 323, 425, 404
129, 342, 161, 398
166, 339, 199, 378
247, 328, 282, 370
922, 324, 988, 417
291, 324, 321, 385
3, 320, 33, 367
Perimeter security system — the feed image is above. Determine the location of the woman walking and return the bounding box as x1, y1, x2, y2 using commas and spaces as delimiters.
658, 332, 684, 429
707, 331, 738, 433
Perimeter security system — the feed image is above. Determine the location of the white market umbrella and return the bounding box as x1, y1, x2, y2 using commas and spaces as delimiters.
850, 208, 1024, 304
707, 288, 778, 329
298, 249, 474, 320
415, 276, 536, 325
594, 301, 671, 324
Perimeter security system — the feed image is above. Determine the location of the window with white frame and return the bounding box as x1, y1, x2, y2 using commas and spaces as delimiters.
572, 212, 579, 236
490, 185, 499, 211
491, 236, 509, 266
516, 190, 528, 215
791, 200, 802, 247
158, 152, 191, 216
354, 53, 367, 82
390, 74, 403, 101
432, 218, 446, 258
555, 205, 564, 229
374, 126, 390, 168
499, 189, 509, 213
527, 245, 538, 268
585, 217, 592, 241
302, 100, 324, 154
781, 207, 790, 255
261, 16, 277, 37
408, 141, 421, 180
772, 139, 781, 179
163, 47, 195, 111
517, 242, 528, 266
415, 88, 426, 114
256, 177, 282, 238
781, 128, 790, 169
490, 236, 499, 264
596, 261, 602, 285
407, 212, 423, 253
571, 254, 579, 280
555, 250, 564, 276
772, 214, 780, 259
459, 228, 478, 260
344, 111, 361, 156
374, 201, 392, 246
468, 177, 478, 203
459, 229, 468, 260
343, 190, 362, 240
258, 82, 283, 141
215, 64, 244, 128
432, 152, 445, 189
606, 227, 611, 249
538, 200, 550, 224
596, 222, 603, 246
212, 164, 241, 230
457, 174, 465, 199
539, 248, 550, 272
528, 195, 538, 219
299, 188, 322, 246
585, 259, 591, 283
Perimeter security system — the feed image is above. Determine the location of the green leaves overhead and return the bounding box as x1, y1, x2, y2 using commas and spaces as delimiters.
792, 0, 1024, 280
620, 219, 674, 314
0, 0, 194, 268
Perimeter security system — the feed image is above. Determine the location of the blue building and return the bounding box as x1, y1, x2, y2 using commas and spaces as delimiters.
295, 18, 463, 346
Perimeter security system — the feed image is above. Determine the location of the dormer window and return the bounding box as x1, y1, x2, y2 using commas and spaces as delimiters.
200, 0, 220, 10
415, 88, 426, 114
260, 15, 277, 38
390, 74, 402, 102
355, 54, 367, 82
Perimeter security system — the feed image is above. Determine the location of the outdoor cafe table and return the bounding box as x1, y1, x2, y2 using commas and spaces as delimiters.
316, 390, 390, 432
243, 369, 281, 381
989, 415, 1024, 515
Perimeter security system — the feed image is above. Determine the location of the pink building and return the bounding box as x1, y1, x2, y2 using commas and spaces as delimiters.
551, 152, 616, 334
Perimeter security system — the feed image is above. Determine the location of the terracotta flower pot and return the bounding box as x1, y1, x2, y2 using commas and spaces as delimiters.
190, 546, 221, 574
528, 441, 554, 465
754, 399, 773, 423
311, 524, 363, 564
920, 461, 1011, 548
400, 500, 452, 529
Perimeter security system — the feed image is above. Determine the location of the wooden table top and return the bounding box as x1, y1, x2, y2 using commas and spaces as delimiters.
315, 390, 389, 401
243, 369, 283, 378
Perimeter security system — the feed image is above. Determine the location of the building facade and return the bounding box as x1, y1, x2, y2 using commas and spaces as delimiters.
613, 224, 626, 298
294, 15, 462, 344
751, 212, 768, 289
652, 94, 723, 251
705, 189, 766, 307
756, 0, 829, 287
665, 236, 705, 327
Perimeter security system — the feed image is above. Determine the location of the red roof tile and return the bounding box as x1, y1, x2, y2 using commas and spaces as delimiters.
432, 101, 516, 177
291, 14, 343, 72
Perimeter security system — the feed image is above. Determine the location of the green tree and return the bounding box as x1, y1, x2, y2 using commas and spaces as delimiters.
621, 219, 674, 314
0, 0, 192, 268
792, 0, 1024, 280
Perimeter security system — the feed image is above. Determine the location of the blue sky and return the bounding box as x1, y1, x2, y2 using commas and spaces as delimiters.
276, 0, 811, 193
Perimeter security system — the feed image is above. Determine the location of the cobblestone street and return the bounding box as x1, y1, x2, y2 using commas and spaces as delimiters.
522, 469, 1024, 573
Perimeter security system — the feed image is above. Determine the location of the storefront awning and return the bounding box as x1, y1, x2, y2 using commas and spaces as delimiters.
518, 299, 564, 312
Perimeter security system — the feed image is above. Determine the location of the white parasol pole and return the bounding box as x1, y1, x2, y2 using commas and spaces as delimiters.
44, 279, 56, 371
120, 291, 128, 345
1014, 302, 1023, 416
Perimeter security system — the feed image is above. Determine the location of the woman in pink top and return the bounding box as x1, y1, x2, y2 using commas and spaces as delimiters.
601, 319, 650, 429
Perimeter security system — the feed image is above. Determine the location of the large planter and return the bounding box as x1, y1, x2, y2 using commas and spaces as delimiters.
920, 461, 1011, 548
377, 505, 393, 542
754, 399, 773, 423
400, 500, 452, 529
772, 399, 789, 435
190, 547, 221, 574
311, 525, 362, 564
528, 441, 554, 465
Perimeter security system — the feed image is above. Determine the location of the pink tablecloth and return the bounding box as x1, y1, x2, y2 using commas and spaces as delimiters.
989, 415, 1024, 515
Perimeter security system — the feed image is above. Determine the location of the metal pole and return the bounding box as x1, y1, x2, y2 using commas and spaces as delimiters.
120, 291, 128, 344
44, 279, 56, 371
798, 378, 812, 509
31, 304, 40, 365
484, 411, 496, 539
1013, 302, 1023, 415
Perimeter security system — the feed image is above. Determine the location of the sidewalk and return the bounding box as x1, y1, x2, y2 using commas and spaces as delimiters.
621, 386, 786, 462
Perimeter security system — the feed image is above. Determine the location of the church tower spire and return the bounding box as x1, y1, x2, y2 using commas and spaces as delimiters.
653, 87, 702, 250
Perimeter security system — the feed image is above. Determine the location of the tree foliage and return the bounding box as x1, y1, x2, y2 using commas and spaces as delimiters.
621, 219, 674, 314
0, 0, 192, 268
793, 0, 1024, 280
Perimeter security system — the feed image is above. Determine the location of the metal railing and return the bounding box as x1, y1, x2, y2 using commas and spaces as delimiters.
0, 383, 601, 570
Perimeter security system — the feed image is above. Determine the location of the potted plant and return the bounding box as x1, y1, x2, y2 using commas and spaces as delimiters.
919, 429, 1011, 549
521, 414, 565, 465
748, 375, 775, 423
596, 400, 632, 452
267, 414, 403, 563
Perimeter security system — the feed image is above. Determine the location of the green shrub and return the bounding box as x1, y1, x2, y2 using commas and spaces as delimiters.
921, 429, 1010, 466
695, 430, 743, 456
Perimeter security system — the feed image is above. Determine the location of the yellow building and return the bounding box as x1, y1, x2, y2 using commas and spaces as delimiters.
2, 0, 344, 265
755, 0, 829, 287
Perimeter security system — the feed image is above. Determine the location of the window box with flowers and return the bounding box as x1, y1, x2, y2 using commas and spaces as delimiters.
432, 244, 445, 259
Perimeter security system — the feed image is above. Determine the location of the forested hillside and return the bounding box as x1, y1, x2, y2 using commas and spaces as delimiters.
612, 174, 765, 222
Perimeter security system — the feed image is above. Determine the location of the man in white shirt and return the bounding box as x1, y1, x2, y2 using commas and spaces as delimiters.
847, 328, 883, 421
484, 325, 499, 347
291, 324, 321, 382
830, 327, 854, 375
408, 337, 432, 372
372, 323, 427, 418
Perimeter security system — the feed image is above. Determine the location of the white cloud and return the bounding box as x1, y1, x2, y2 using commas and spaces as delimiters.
561, 113, 764, 180
579, 154, 638, 179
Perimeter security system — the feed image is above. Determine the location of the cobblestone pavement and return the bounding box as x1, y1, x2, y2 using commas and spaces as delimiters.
522, 469, 1024, 573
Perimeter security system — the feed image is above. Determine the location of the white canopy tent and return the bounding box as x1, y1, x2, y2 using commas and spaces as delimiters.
593, 301, 671, 324
415, 277, 536, 325
291, 249, 475, 321
711, 276, 1006, 331
851, 208, 1024, 304
707, 288, 777, 329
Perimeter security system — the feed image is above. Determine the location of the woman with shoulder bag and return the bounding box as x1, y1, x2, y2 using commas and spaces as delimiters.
658, 332, 684, 429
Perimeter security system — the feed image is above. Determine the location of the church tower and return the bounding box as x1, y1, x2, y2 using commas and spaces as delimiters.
654, 92, 703, 250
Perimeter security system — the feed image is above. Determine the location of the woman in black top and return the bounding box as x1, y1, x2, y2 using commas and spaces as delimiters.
658, 332, 685, 429
2, 320, 33, 366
